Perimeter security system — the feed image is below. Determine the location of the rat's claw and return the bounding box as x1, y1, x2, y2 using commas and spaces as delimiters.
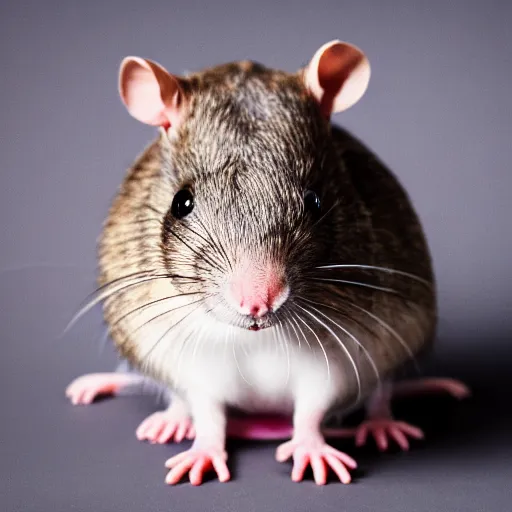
65, 373, 136, 405
165, 446, 229, 485
276, 438, 357, 485
136, 410, 195, 444
354, 419, 424, 451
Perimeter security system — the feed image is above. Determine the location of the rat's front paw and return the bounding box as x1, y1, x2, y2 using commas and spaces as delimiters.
354, 418, 424, 451
164, 446, 230, 485
276, 437, 357, 485
136, 410, 195, 444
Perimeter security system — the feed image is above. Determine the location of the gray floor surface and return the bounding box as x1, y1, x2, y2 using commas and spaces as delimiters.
2, 1, 511, 510
1, 270, 510, 512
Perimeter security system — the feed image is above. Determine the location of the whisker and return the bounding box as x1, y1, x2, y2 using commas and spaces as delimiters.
191, 321, 208, 368
98, 325, 112, 355
297, 297, 381, 389
137, 298, 208, 365
222, 317, 230, 361
164, 258, 218, 277
296, 303, 361, 402
310, 198, 340, 230
91, 270, 156, 296
179, 221, 229, 273
160, 321, 199, 384
289, 311, 311, 350
166, 227, 225, 274
82, 269, 198, 304
108, 292, 205, 333
232, 327, 253, 387
195, 216, 234, 272
315, 264, 432, 288
276, 318, 291, 387
63, 273, 162, 334
64, 273, 203, 335
173, 317, 203, 385
127, 295, 210, 340
292, 309, 330, 382
283, 310, 301, 350
310, 277, 400, 295
340, 299, 420, 373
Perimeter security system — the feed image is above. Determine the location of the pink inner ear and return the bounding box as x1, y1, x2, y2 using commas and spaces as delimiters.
317, 45, 364, 117
120, 60, 171, 127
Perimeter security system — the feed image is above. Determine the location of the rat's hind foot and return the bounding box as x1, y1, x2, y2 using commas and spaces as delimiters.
393, 377, 471, 400
136, 409, 195, 444
353, 418, 424, 451
65, 372, 139, 404
276, 436, 357, 485
350, 381, 423, 451
164, 445, 230, 486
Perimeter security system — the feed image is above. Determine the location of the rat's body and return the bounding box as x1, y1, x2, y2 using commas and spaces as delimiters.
66, 42, 469, 485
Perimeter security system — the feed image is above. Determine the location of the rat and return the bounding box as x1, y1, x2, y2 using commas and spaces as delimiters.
65, 40, 470, 486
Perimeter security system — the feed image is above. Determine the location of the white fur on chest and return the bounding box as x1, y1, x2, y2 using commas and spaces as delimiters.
124, 284, 345, 414
165, 325, 342, 414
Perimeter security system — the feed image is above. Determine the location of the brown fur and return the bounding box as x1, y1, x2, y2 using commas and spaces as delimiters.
98, 60, 436, 399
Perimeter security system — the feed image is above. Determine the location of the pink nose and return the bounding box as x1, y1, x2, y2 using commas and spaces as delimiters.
231, 270, 288, 318
245, 300, 269, 319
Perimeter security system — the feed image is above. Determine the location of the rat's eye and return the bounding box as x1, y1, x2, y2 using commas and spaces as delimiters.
171, 188, 195, 219
303, 189, 321, 216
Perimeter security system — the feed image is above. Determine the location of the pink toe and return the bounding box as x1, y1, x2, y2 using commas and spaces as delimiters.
355, 425, 368, 446
212, 457, 230, 483
186, 425, 196, 440
396, 422, 424, 439
374, 427, 388, 451
276, 442, 294, 462
311, 455, 327, 485
175, 423, 188, 443
165, 451, 189, 468
325, 454, 352, 484
189, 457, 208, 486
158, 423, 176, 444
76, 389, 88, 404
166, 459, 192, 485
390, 426, 409, 451
82, 390, 96, 404
325, 447, 357, 469
291, 454, 310, 482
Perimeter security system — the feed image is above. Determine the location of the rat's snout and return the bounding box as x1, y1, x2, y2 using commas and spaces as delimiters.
229, 263, 289, 320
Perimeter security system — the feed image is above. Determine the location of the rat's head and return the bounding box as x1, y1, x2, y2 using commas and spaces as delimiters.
118, 41, 370, 333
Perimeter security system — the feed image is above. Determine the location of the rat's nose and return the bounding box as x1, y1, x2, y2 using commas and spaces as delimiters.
245, 300, 269, 319
230, 266, 289, 319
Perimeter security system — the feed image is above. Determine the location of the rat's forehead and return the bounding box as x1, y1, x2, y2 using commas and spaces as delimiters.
173, 127, 317, 183
171, 65, 326, 182
185, 64, 316, 135
178, 97, 320, 171
193, 163, 305, 224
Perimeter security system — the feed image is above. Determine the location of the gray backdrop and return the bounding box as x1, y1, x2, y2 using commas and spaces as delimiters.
1, 1, 510, 511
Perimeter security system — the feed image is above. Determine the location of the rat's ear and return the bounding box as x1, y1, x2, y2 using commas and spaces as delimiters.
303, 40, 370, 117
118, 56, 186, 130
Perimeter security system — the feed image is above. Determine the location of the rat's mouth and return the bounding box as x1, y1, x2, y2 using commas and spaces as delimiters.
205, 297, 277, 331
245, 315, 274, 331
